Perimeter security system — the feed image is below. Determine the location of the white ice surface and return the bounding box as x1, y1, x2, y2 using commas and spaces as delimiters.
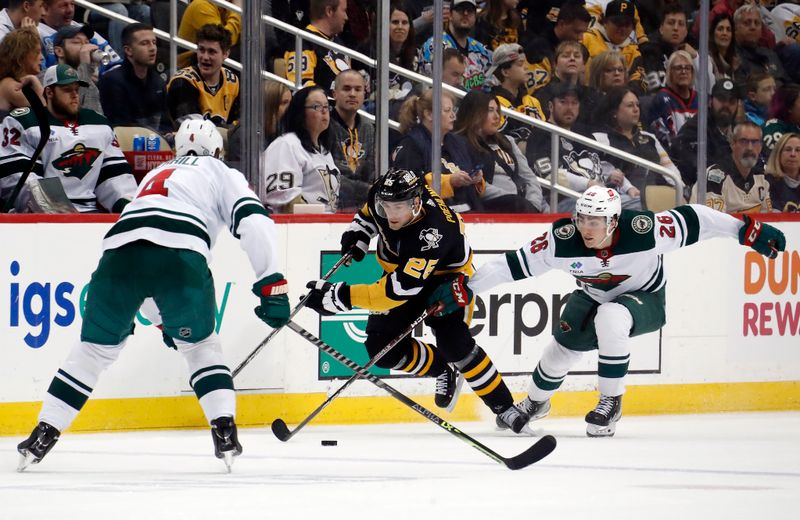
1, 412, 798, 520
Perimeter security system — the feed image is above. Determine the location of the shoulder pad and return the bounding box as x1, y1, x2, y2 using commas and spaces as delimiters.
223, 68, 238, 83
418, 227, 444, 251
8, 107, 39, 129
707, 166, 726, 184
553, 217, 576, 240
629, 213, 654, 234
173, 67, 200, 82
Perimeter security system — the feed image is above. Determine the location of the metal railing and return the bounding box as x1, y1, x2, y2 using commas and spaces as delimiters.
74, 0, 683, 209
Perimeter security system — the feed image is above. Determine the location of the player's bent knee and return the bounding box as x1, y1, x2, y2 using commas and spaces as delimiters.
364, 334, 411, 369
594, 302, 633, 338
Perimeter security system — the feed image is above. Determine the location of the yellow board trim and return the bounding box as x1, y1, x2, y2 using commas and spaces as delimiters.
1, 381, 798, 436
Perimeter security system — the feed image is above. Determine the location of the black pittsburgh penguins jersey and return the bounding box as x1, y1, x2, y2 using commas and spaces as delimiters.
348, 184, 474, 311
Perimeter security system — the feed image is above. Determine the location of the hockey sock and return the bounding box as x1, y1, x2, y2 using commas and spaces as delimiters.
528, 339, 583, 402
39, 341, 125, 432
594, 302, 633, 397
393, 339, 448, 376
179, 333, 235, 423
455, 345, 513, 414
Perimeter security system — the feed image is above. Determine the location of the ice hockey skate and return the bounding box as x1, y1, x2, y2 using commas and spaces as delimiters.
434, 364, 463, 412
17, 421, 60, 472
210, 416, 242, 472
495, 404, 532, 434
585, 395, 622, 437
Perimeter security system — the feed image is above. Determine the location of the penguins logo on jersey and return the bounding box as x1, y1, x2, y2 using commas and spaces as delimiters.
420, 228, 443, 251
52, 144, 102, 179
631, 215, 654, 234
565, 150, 602, 179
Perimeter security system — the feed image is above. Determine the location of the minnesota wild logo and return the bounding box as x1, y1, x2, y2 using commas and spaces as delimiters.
576, 272, 631, 291
52, 144, 101, 179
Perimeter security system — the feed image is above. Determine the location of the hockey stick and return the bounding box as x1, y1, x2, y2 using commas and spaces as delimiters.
286, 321, 557, 470
272, 303, 442, 442
231, 253, 352, 378
2, 85, 50, 213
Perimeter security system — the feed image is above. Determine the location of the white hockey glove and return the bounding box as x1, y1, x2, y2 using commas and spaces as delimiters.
304, 280, 351, 316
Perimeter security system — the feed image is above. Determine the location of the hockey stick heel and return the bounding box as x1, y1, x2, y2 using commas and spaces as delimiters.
504, 434, 557, 470
271, 419, 292, 442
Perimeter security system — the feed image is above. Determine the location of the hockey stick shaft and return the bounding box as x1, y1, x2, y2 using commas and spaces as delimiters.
272, 303, 441, 441
231, 253, 352, 378
286, 321, 556, 470
2, 85, 50, 213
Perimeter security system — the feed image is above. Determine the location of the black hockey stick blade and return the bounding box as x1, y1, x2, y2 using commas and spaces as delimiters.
503, 435, 557, 470
2, 85, 50, 213
271, 418, 292, 442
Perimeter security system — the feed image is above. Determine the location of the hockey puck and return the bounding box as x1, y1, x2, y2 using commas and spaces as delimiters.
321, 440, 338, 446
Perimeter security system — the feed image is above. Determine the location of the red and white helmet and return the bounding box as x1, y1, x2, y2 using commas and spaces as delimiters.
175, 119, 224, 159
574, 186, 622, 232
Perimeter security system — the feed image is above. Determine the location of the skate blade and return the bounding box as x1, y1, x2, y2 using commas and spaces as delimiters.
222, 451, 234, 473
586, 423, 617, 437
17, 452, 36, 472
444, 373, 465, 413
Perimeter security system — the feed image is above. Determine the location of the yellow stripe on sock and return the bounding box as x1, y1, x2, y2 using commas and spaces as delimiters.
474, 373, 503, 396
418, 343, 435, 376
400, 341, 420, 373
463, 355, 490, 380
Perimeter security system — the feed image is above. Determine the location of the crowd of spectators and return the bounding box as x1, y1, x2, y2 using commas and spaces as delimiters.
0, 0, 799, 216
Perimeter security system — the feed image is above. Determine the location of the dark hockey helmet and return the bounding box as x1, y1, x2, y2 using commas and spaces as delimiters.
376, 169, 423, 203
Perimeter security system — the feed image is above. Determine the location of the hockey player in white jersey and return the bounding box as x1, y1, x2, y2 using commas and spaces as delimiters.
17, 120, 290, 471
441, 186, 786, 437
0, 64, 137, 213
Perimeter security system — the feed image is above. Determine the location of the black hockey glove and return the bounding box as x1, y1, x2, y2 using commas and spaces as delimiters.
252, 273, 290, 328
304, 280, 352, 316
340, 229, 370, 263
427, 274, 473, 317
738, 215, 786, 259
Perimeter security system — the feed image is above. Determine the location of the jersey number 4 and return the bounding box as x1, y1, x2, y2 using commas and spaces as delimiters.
138, 168, 176, 198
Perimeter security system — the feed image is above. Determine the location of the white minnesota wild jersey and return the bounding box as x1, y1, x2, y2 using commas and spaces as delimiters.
102, 156, 279, 278
470, 204, 743, 304
262, 132, 340, 212
0, 107, 136, 212
770, 4, 800, 43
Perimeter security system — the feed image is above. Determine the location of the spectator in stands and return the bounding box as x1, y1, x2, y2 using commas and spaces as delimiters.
0, 27, 43, 113
392, 89, 484, 213
583, 0, 649, 44
98, 23, 169, 133
766, 132, 800, 212
329, 69, 375, 212
40, 0, 122, 76
582, 0, 647, 94
167, 24, 240, 129
0, 0, 43, 43
734, 3, 788, 85
454, 90, 545, 212
270, 0, 309, 74
261, 85, 339, 213
52, 24, 104, 114
743, 71, 776, 127
177, 0, 242, 68
88, 1, 151, 55
671, 78, 739, 188
693, 0, 776, 50
487, 43, 545, 143
591, 86, 677, 207
709, 13, 740, 81
536, 40, 592, 123
522, 1, 590, 96
404, 0, 450, 47
420, 0, 492, 92
227, 80, 291, 171
442, 48, 467, 89
527, 82, 605, 212
475, 0, 523, 50
762, 84, 800, 155
639, 3, 697, 94
646, 50, 698, 149
692, 120, 771, 213
284, 0, 350, 93
0, 64, 136, 213
587, 50, 628, 96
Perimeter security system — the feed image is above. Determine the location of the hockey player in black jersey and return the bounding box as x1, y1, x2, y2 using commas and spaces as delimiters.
304, 169, 528, 432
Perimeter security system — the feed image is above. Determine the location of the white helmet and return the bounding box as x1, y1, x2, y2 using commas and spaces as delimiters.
175, 119, 224, 159
574, 186, 622, 230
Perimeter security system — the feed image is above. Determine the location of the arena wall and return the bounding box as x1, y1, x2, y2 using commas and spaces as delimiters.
1, 214, 798, 435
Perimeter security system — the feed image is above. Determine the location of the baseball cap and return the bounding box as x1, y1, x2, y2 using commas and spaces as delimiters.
53, 24, 95, 47
452, 0, 477, 9
550, 81, 581, 100
486, 43, 524, 79
43, 64, 90, 88
604, 0, 636, 23
711, 79, 739, 99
